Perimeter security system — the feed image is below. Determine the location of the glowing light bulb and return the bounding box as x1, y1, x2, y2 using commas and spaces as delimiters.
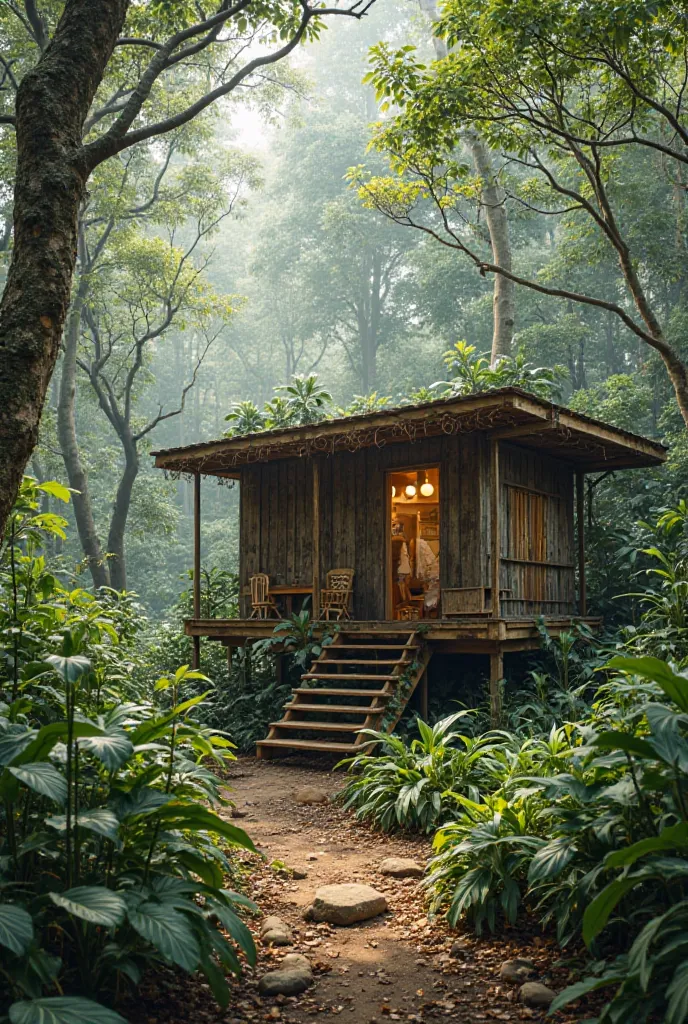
391, 485, 396, 497
405, 484, 417, 498
420, 481, 434, 497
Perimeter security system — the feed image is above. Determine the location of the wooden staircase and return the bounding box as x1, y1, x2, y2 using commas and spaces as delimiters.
256, 630, 430, 759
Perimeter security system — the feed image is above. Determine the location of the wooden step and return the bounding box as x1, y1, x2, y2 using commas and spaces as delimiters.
315, 659, 405, 667
283, 703, 383, 713
292, 688, 390, 697
270, 720, 363, 732
256, 738, 365, 754
303, 673, 399, 681
332, 643, 418, 650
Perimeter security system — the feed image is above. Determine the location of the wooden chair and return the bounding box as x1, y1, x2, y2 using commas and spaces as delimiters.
320, 568, 354, 620
249, 573, 281, 619
394, 579, 416, 620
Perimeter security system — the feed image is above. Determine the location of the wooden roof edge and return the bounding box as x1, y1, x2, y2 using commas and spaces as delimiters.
152, 387, 667, 471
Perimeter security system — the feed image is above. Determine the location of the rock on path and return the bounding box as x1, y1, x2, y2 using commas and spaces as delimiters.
379, 856, 424, 878
258, 953, 313, 996
305, 883, 388, 925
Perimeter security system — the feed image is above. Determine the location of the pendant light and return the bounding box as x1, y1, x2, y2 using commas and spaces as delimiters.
405, 482, 417, 498
391, 485, 396, 497
420, 470, 435, 498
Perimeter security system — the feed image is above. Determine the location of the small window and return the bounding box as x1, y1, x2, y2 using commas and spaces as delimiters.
508, 488, 547, 563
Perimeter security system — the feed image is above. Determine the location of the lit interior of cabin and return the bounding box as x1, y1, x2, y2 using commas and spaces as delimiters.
389, 466, 440, 620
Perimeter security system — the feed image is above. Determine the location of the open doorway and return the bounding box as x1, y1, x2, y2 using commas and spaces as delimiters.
388, 466, 440, 620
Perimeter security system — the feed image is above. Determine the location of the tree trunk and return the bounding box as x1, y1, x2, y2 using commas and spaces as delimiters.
106, 435, 139, 592
467, 135, 515, 363
0, 0, 129, 538
57, 277, 110, 589
417, 0, 514, 365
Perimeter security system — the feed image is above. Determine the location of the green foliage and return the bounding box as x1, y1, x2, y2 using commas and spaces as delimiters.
432, 341, 567, 400
624, 503, 688, 663
254, 610, 335, 671
275, 373, 333, 425
337, 712, 496, 833
0, 482, 257, 1020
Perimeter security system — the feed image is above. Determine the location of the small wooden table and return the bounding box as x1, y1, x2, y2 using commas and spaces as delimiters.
268, 584, 313, 616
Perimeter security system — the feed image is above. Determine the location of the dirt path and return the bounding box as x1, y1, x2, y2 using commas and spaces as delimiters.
129, 758, 584, 1024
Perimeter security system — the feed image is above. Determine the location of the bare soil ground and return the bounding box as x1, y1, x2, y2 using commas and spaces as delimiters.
127, 758, 591, 1024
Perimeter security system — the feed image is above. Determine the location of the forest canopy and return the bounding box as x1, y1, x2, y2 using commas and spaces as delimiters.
2, 2, 688, 1024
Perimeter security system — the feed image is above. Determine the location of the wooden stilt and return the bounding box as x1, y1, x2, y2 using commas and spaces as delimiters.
192, 471, 201, 670
419, 667, 429, 721
490, 439, 501, 618
489, 651, 503, 726
275, 653, 284, 687
312, 459, 320, 619
576, 471, 587, 616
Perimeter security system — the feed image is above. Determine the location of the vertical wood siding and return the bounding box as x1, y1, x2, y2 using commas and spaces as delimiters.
237, 434, 574, 619
499, 443, 575, 616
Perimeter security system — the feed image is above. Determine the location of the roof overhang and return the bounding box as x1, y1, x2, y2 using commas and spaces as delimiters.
152, 388, 666, 476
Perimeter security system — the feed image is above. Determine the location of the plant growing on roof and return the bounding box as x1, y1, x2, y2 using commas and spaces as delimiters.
224, 400, 265, 437
275, 373, 333, 425
432, 341, 566, 400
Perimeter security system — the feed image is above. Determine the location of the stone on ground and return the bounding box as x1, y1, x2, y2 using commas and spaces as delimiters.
306, 883, 388, 925
450, 938, 471, 958
294, 786, 329, 805
379, 857, 424, 878
291, 866, 308, 879
260, 915, 293, 946
499, 958, 536, 983
258, 953, 313, 996
520, 982, 556, 1009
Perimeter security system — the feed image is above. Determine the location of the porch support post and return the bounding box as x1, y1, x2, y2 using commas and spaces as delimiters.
419, 667, 429, 721
192, 471, 201, 670
490, 438, 501, 618
312, 458, 320, 619
576, 470, 587, 616
489, 651, 503, 726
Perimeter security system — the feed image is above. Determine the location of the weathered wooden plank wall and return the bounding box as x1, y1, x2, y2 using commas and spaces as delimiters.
237, 435, 574, 619
498, 443, 575, 616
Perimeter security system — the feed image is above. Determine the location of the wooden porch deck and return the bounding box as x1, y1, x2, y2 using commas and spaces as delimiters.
184, 615, 601, 653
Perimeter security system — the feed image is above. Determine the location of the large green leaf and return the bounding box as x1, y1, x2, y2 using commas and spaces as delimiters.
606, 823, 688, 868
594, 730, 657, 759
527, 837, 575, 884
582, 877, 641, 945
0, 904, 34, 955
11, 721, 104, 768
150, 802, 256, 851
78, 731, 133, 771
46, 808, 120, 842
606, 656, 688, 712
209, 901, 256, 965
127, 901, 200, 971
9, 763, 67, 804
549, 972, 625, 1013
0, 728, 37, 766
9, 997, 127, 1024
44, 654, 91, 685
50, 887, 126, 928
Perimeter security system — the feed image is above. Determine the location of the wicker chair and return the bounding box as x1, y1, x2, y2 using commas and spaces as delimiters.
249, 573, 281, 619
320, 568, 354, 620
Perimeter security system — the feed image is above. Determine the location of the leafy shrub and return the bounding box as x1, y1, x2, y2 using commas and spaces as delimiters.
427, 794, 545, 934
0, 481, 257, 1022
337, 712, 496, 833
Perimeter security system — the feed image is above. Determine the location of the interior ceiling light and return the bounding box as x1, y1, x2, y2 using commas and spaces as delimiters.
405, 483, 417, 498
420, 470, 435, 497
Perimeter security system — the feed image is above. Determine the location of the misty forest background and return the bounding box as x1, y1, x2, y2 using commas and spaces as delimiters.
12, 0, 684, 621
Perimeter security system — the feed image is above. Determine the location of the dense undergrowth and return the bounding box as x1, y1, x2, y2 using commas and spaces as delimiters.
0, 481, 258, 1024
339, 503, 688, 1023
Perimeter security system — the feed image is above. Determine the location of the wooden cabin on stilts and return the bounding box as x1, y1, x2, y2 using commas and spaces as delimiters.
153, 388, 666, 757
